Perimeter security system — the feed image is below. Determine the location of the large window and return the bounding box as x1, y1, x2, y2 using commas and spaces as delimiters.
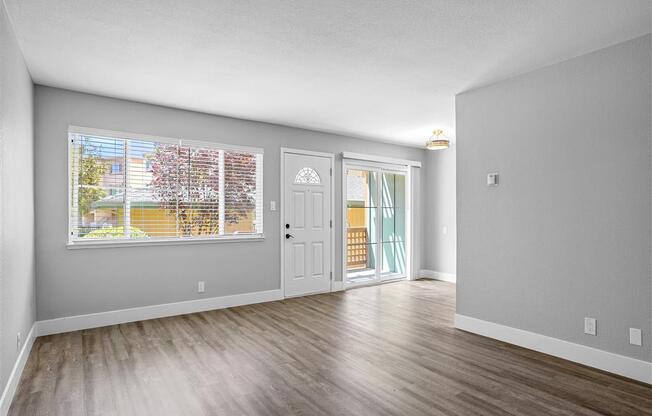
68, 127, 263, 245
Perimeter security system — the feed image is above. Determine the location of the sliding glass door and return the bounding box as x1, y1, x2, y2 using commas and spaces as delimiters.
345, 164, 406, 286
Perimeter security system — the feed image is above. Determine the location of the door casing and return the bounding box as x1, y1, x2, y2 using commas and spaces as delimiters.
280, 148, 335, 298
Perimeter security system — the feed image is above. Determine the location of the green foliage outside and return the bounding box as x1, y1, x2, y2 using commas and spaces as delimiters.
78, 151, 107, 218
82, 226, 148, 239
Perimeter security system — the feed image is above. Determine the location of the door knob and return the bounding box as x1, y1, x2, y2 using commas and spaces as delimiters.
285, 233, 294, 239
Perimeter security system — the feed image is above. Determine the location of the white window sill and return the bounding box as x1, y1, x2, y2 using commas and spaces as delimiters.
66, 234, 265, 249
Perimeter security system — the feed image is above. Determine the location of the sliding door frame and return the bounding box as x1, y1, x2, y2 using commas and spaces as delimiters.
341, 158, 413, 289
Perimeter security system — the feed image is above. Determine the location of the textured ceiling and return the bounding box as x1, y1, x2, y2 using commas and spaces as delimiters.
5, 0, 651, 146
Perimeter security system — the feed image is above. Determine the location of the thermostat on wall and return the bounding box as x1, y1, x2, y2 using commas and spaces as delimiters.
487, 172, 499, 187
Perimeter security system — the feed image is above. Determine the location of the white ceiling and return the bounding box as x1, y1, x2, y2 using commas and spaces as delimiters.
5, 0, 651, 147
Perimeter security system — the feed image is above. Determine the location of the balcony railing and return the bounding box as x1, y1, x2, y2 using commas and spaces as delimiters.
347, 227, 368, 269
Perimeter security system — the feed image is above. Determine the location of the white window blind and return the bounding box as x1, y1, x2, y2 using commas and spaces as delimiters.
68, 127, 263, 245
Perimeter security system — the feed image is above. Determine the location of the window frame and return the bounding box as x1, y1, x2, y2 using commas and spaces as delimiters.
67, 125, 264, 248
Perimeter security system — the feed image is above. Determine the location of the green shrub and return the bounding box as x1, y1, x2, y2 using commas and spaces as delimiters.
82, 226, 148, 239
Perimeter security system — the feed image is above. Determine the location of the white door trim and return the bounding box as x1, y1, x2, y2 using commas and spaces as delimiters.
280, 148, 335, 297
341, 151, 421, 168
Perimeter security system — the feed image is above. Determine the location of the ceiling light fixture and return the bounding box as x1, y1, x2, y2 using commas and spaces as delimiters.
425, 129, 450, 150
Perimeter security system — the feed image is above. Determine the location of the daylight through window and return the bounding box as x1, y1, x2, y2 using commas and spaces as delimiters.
68, 128, 263, 244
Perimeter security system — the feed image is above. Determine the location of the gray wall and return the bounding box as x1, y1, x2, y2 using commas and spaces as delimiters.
425, 144, 456, 275
456, 35, 651, 361
0, 3, 35, 395
34, 86, 426, 320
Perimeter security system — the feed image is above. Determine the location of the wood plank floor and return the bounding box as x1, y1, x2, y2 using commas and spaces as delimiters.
9, 280, 652, 416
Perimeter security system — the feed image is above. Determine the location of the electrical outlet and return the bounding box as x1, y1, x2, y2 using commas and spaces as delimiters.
584, 317, 596, 336
197, 281, 205, 293
629, 328, 642, 346
17, 332, 22, 351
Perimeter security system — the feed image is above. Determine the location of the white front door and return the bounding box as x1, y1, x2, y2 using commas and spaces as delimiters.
283, 152, 332, 297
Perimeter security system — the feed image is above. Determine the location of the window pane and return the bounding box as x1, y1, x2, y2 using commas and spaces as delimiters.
224, 150, 258, 234
381, 207, 395, 242
69, 131, 263, 243
144, 142, 181, 238
395, 175, 405, 208
382, 173, 405, 208
380, 173, 406, 244
183, 146, 221, 237
346, 214, 372, 246
294, 167, 321, 184
79, 189, 125, 238
71, 135, 127, 239
346, 169, 376, 208
130, 197, 177, 238
346, 168, 378, 271
346, 243, 377, 274
380, 173, 406, 276
381, 207, 406, 243
381, 242, 406, 275
120, 140, 159, 239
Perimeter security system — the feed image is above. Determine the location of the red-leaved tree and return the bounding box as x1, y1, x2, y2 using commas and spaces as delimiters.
224, 150, 257, 225
150, 145, 256, 236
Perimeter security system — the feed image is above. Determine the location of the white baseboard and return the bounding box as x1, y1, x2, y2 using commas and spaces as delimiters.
455, 314, 652, 384
0, 322, 37, 416
419, 269, 456, 283
331, 281, 344, 292
37, 289, 283, 336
